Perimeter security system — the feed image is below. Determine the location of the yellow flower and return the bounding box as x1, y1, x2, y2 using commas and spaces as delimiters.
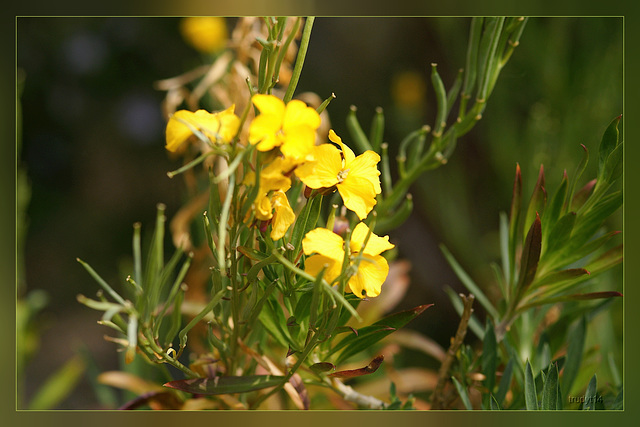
253, 190, 295, 241
296, 130, 381, 220
244, 156, 296, 240
302, 222, 394, 298
248, 94, 321, 163
179, 17, 228, 54
165, 105, 240, 152
270, 190, 296, 241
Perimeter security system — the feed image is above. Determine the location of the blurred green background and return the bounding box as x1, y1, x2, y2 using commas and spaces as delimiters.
16, 17, 622, 409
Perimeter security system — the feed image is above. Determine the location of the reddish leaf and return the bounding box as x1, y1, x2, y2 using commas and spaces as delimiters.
329, 355, 385, 379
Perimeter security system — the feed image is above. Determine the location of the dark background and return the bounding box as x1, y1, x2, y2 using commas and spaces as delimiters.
16, 17, 623, 409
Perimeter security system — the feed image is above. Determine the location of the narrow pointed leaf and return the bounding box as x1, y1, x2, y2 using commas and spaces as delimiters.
567, 144, 589, 210
562, 316, 586, 397
597, 115, 621, 180
531, 268, 590, 290
495, 357, 514, 406
542, 170, 568, 243
482, 319, 497, 396
440, 245, 499, 319
541, 362, 559, 410
164, 375, 284, 395
524, 360, 538, 410
452, 376, 473, 410
523, 165, 546, 237
329, 355, 384, 379
332, 304, 433, 364
612, 389, 623, 410
509, 164, 522, 256
571, 178, 596, 212
543, 212, 576, 260
516, 213, 542, 298
490, 394, 501, 410
556, 383, 563, 410
583, 374, 598, 410
586, 244, 622, 273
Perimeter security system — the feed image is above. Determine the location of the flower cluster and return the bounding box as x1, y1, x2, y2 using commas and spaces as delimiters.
165, 93, 392, 298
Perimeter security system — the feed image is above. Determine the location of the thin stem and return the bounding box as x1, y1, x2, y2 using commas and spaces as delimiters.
283, 17, 315, 103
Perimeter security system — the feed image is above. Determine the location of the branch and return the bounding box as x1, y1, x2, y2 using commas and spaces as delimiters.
431, 293, 475, 409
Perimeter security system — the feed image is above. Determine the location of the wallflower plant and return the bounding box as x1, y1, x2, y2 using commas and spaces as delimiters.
77, 17, 622, 410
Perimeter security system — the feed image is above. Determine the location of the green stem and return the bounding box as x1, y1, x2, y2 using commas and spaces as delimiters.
283, 17, 315, 103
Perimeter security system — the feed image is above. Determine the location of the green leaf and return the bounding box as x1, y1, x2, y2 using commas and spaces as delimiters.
490, 394, 501, 410
523, 165, 546, 238
542, 170, 568, 244
571, 178, 596, 212
164, 375, 284, 395
541, 362, 559, 410
531, 268, 590, 291
452, 376, 473, 410
567, 144, 589, 211
542, 212, 576, 261
288, 194, 323, 257
524, 360, 538, 410
508, 164, 522, 265
597, 115, 622, 180
583, 374, 598, 410
440, 244, 499, 319
28, 355, 86, 410
515, 213, 542, 298
482, 319, 497, 396
332, 304, 433, 365
611, 389, 623, 410
572, 191, 622, 246
495, 357, 514, 406
528, 291, 622, 309
310, 362, 336, 374
562, 317, 586, 397
258, 296, 298, 351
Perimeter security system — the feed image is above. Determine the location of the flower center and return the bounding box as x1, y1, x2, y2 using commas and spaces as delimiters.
336, 168, 350, 183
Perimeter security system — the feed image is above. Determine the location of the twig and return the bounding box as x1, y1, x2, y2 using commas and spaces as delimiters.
331, 378, 387, 409
431, 293, 475, 409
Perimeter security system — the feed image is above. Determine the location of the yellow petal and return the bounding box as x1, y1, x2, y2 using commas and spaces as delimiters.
270, 191, 295, 241
261, 158, 292, 192
304, 255, 342, 284
254, 192, 273, 221
252, 94, 286, 118
283, 100, 321, 132
346, 151, 382, 194
347, 255, 389, 298
337, 175, 377, 220
280, 126, 316, 161
165, 110, 197, 152
328, 130, 355, 164
216, 105, 240, 143
295, 144, 342, 189
249, 114, 282, 150
302, 228, 345, 261
350, 222, 395, 256
249, 95, 286, 150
